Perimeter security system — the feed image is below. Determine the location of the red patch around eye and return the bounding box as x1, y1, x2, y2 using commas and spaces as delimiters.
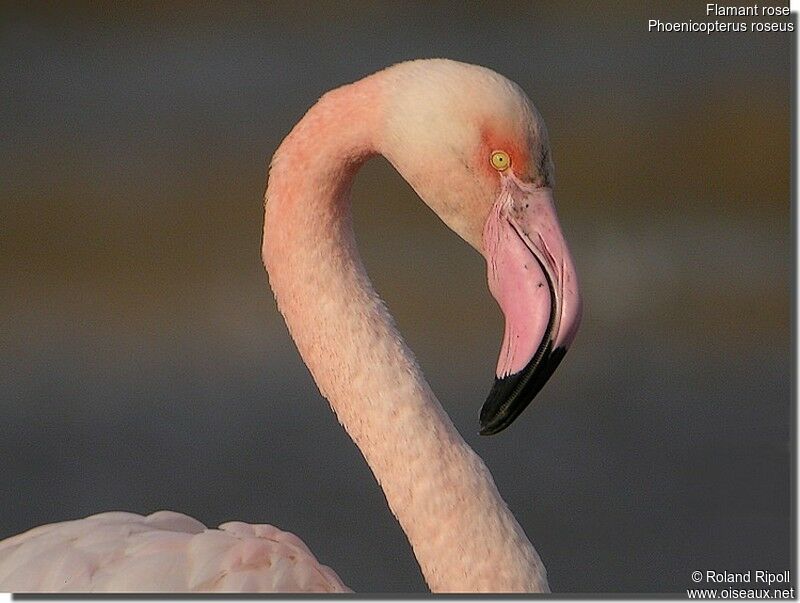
478, 125, 531, 178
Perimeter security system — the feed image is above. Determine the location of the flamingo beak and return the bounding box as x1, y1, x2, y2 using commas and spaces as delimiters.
479, 178, 582, 435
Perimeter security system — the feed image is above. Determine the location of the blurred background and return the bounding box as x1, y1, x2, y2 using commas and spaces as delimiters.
0, 1, 791, 594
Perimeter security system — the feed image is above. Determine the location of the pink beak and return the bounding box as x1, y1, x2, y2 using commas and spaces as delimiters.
480, 177, 582, 435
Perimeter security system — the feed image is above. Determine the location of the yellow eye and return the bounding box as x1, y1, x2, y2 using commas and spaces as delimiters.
490, 151, 511, 171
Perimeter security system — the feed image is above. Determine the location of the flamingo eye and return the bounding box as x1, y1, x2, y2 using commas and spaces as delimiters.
490, 151, 511, 171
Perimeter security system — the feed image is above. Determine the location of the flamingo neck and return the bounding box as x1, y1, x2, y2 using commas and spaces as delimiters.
262, 75, 548, 593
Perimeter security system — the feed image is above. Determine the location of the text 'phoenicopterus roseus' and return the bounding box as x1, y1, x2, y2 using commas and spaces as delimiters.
0, 59, 581, 593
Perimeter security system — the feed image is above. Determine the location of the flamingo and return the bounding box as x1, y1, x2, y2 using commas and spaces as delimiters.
0, 58, 581, 593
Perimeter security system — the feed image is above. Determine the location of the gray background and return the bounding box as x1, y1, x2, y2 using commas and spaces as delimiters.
1, 1, 791, 593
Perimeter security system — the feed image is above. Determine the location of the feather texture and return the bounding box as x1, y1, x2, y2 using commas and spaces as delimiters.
0, 511, 349, 593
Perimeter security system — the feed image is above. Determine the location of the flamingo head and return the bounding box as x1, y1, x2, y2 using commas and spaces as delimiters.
380, 59, 582, 435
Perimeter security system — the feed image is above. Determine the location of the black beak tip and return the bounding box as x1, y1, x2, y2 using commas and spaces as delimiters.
479, 372, 528, 436
478, 346, 567, 436
478, 423, 501, 437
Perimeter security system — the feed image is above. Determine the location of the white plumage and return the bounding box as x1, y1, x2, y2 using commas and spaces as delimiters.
0, 511, 348, 593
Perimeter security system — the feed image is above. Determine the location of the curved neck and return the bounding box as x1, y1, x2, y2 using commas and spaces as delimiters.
262, 75, 548, 593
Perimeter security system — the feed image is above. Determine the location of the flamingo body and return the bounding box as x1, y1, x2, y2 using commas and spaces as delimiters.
0, 512, 348, 592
